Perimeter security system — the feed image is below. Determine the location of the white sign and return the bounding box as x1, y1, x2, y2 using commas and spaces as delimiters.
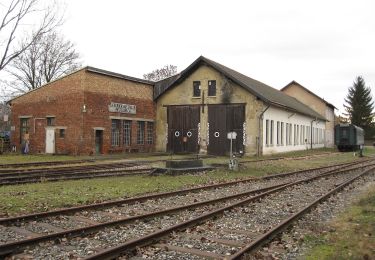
3, 115, 8, 122
108, 102, 136, 114
227, 131, 237, 140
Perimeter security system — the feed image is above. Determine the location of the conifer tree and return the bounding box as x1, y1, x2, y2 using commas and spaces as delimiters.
343, 76, 374, 138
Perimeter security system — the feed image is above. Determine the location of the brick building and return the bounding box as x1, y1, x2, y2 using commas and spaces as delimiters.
8, 67, 155, 155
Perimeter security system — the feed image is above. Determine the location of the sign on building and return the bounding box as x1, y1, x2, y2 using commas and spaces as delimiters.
108, 102, 136, 114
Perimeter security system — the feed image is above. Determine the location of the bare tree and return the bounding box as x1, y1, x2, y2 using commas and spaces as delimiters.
0, 0, 63, 72
8, 31, 81, 92
143, 65, 177, 81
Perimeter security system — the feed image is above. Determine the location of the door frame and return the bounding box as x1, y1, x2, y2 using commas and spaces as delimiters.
45, 127, 56, 154
93, 127, 104, 154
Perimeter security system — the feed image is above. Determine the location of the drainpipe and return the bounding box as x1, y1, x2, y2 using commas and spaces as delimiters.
310, 118, 317, 150
257, 104, 270, 157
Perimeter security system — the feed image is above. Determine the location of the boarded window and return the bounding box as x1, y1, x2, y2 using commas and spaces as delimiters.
111, 120, 120, 146
46, 117, 55, 126
208, 80, 216, 96
59, 129, 65, 138
147, 122, 154, 144
137, 121, 145, 145
123, 120, 131, 146
193, 81, 201, 97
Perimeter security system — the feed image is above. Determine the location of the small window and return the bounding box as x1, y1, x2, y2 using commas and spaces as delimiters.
193, 81, 201, 97
46, 117, 55, 126
59, 129, 65, 138
208, 80, 216, 96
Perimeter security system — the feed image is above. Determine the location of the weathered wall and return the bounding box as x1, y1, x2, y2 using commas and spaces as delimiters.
9, 69, 155, 155
155, 64, 264, 155
282, 83, 335, 148
81, 71, 155, 154
10, 70, 85, 154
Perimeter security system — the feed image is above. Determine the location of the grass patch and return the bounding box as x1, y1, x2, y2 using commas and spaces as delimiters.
304, 184, 375, 260
0, 150, 363, 217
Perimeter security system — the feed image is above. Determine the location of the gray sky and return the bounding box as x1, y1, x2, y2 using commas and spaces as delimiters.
6, 0, 375, 114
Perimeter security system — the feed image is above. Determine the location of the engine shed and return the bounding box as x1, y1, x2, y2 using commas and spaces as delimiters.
154, 56, 327, 156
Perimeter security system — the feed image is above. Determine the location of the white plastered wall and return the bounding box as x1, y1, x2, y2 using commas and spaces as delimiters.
263, 106, 325, 155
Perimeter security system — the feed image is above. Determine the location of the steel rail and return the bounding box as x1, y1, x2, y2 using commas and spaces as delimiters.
228, 166, 375, 259
0, 159, 362, 224
0, 161, 366, 256
0, 162, 137, 176
0, 169, 153, 186
83, 161, 373, 260
0, 159, 95, 169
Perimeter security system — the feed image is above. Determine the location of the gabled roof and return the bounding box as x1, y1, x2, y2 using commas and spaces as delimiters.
154, 56, 326, 121
86, 66, 153, 85
7, 66, 153, 104
281, 80, 336, 109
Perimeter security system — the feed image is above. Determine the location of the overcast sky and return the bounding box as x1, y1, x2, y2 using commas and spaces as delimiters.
5, 0, 375, 114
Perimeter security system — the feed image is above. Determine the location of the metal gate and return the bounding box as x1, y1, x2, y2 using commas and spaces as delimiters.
167, 105, 200, 153
208, 104, 245, 155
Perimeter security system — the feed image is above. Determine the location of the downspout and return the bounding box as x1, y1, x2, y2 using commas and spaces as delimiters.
257, 104, 270, 157
310, 117, 317, 150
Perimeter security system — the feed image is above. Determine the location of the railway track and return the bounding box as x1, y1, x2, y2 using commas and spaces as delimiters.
0, 158, 373, 259
0, 162, 153, 186
0, 159, 95, 169
0, 152, 348, 186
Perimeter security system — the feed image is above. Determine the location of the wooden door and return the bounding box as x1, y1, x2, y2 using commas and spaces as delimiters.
208, 104, 245, 155
167, 106, 200, 153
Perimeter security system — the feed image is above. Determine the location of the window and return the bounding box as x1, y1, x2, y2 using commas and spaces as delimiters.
297, 125, 300, 144
286, 123, 289, 145
270, 120, 274, 145
277, 121, 280, 145
20, 118, 29, 144
137, 121, 145, 145
123, 120, 131, 146
289, 123, 293, 145
281, 122, 284, 145
59, 129, 65, 138
208, 80, 216, 96
46, 117, 55, 126
111, 120, 120, 146
265, 120, 269, 145
193, 81, 201, 97
147, 122, 154, 144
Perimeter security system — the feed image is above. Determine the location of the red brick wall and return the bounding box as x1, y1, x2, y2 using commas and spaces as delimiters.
10, 70, 85, 154
81, 71, 155, 154
9, 69, 156, 155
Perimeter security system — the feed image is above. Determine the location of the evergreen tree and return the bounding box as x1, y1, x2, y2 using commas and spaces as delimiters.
343, 76, 374, 138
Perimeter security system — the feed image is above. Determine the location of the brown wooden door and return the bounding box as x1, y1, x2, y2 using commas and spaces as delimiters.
208, 104, 245, 155
167, 106, 200, 153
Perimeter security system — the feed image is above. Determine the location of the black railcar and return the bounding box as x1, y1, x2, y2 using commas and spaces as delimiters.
334, 124, 364, 151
